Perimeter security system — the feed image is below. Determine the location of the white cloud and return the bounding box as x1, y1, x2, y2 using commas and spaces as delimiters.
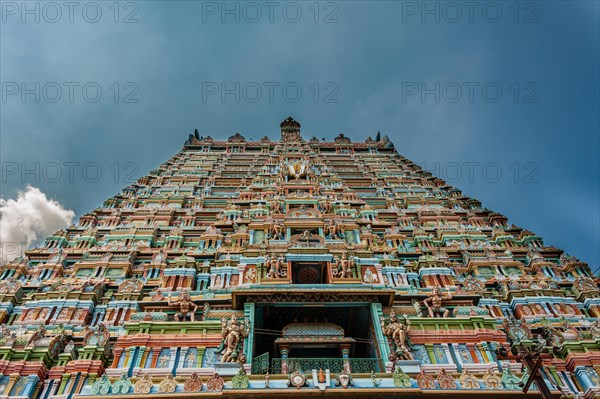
0, 186, 74, 263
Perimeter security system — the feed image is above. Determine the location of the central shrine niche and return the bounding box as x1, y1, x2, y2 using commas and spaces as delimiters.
291, 262, 326, 284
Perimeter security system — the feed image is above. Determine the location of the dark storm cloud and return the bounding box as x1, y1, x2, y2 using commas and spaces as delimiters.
1, 1, 598, 267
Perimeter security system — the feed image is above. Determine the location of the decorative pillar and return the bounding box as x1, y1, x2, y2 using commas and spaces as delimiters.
179, 348, 189, 369
110, 348, 123, 368
197, 347, 206, 368
466, 343, 479, 364
478, 343, 492, 363
238, 264, 247, 286
50, 306, 63, 322
441, 343, 453, 366
425, 345, 436, 364
92, 309, 105, 325
452, 344, 464, 370
123, 347, 134, 368
38, 379, 53, 399
118, 307, 130, 324
384, 271, 394, 287
553, 369, 570, 393
280, 346, 290, 374
73, 373, 88, 396
563, 371, 581, 394
540, 301, 554, 315
244, 302, 255, 366
374, 264, 384, 285
56, 374, 70, 396
340, 345, 352, 374
135, 346, 148, 368
4, 375, 19, 396
169, 347, 178, 372
150, 348, 161, 368
370, 303, 390, 366
49, 379, 61, 397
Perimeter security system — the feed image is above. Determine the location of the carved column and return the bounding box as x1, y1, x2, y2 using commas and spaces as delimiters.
280, 346, 290, 374
111, 348, 124, 368
374, 264, 384, 285
340, 345, 352, 374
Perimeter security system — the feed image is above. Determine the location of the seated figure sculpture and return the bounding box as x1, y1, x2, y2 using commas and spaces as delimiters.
422, 286, 452, 318
168, 290, 198, 322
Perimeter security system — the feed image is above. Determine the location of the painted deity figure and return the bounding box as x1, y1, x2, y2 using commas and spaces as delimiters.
266, 255, 285, 278
320, 198, 333, 214
381, 312, 414, 360
270, 221, 285, 240
364, 268, 378, 283
325, 220, 343, 239
271, 200, 282, 214
183, 351, 195, 368
334, 253, 354, 279
423, 286, 452, 318
338, 254, 356, 278
168, 291, 198, 322
264, 255, 273, 274
590, 319, 600, 340
460, 349, 472, 363
216, 315, 250, 363
37, 308, 49, 321
158, 352, 170, 368
27, 324, 47, 347
285, 157, 310, 180
522, 305, 533, 316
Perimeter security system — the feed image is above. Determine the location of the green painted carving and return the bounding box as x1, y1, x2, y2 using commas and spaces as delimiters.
111, 373, 132, 394
393, 368, 412, 387
231, 368, 250, 389
91, 374, 111, 395
272, 358, 382, 374
502, 369, 522, 389
130, 312, 168, 321
370, 371, 381, 387
521, 370, 536, 389
251, 352, 270, 374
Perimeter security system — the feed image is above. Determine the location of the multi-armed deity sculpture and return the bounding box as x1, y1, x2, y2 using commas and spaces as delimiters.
216, 315, 251, 363
381, 312, 414, 361
333, 253, 355, 279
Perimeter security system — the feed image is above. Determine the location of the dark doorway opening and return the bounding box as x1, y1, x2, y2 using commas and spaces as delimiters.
291, 261, 327, 284
252, 304, 382, 374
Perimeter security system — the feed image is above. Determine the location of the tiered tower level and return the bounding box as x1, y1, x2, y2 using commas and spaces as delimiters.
0, 117, 599, 399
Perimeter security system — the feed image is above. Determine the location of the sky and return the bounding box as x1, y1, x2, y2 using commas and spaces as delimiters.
1, 1, 599, 269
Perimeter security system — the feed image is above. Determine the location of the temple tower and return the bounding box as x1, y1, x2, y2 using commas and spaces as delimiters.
280, 116, 303, 142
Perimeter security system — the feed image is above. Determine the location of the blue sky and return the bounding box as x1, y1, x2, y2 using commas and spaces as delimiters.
1, 1, 598, 269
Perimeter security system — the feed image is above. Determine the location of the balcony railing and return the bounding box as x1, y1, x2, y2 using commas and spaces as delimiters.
271, 358, 382, 374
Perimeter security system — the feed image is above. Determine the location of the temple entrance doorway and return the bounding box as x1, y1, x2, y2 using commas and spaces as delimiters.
251, 303, 383, 374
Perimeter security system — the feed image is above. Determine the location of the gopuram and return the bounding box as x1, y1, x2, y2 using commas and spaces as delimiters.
0, 117, 598, 398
